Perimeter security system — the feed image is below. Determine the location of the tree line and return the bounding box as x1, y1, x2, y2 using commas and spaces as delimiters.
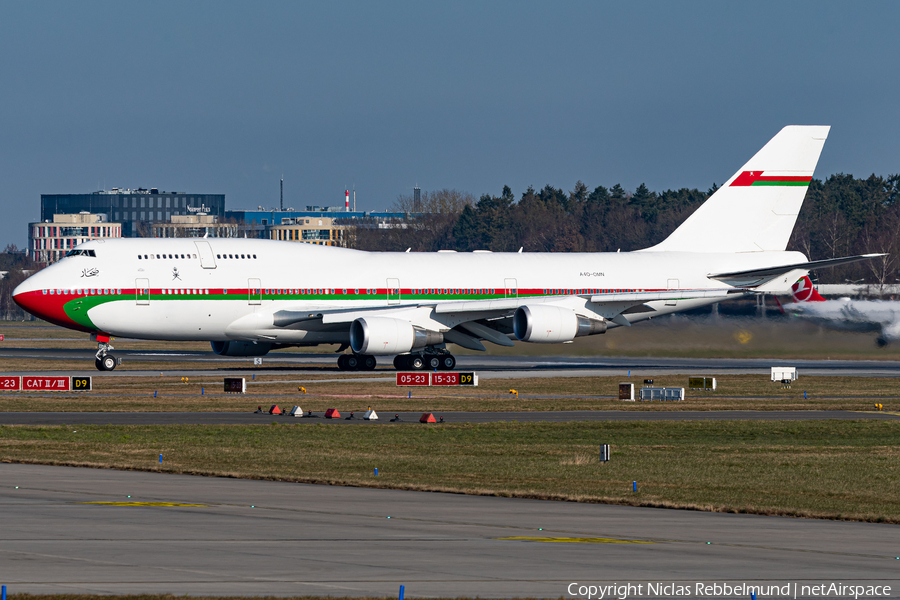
351, 174, 900, 286
2, 172, 899, 321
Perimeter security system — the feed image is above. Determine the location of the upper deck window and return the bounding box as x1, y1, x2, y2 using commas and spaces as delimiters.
64, 249, 96, 258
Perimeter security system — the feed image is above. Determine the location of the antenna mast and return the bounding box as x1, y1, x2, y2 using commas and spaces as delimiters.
280, 176, 283, 211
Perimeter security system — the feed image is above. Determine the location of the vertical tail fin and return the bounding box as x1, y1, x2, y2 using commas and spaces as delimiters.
791, 276, 826, 303
646, 125, 830, 253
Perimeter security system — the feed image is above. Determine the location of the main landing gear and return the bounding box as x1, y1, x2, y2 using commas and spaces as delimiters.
392, 352, 456, 371
337, 353, 377, 371
95, 341, 118, 371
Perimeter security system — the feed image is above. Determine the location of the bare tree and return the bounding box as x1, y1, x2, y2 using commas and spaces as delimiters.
821, 211, 849, 259
392, 189, 475, 215
860, 207, 900, 292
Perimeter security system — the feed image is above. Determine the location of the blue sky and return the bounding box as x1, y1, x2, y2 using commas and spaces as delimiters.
1, 1, 898, 246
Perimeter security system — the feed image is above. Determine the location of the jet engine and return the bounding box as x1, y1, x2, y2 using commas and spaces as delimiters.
513, 305, 607, 343
349, 317, 443, 355
210, 341, 273, 356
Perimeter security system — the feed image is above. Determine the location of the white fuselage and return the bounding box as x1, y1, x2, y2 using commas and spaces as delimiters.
15, 238, 806, 346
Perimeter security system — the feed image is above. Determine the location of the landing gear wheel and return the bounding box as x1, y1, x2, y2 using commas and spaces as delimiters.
409, 355, 425, 370
345, 354, 360, 370
338, 354, 351, 371
393, 355, 409, 370
426, 354, 441, 370
361, 355, 377, 371
439, 354, 456, 370
98, 354, 117, 371
95, 358, 103, 371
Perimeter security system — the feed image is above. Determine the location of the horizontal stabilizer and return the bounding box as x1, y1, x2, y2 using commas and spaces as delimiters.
708, 254, 884, 280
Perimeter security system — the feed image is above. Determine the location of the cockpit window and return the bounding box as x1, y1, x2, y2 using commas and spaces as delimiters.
64, 249, 96, 258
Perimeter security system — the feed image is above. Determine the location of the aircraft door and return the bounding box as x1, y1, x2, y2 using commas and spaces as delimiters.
136, 278, 150, 305
387, 278, 400, 305
194, 241, 217, 269
667, 279, 679, 306
504, 278, 517, 298
248, 278, 261, 305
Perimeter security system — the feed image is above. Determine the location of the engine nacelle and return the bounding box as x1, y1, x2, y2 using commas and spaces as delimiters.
513, 305, 607, 343
350, 317, 443, 355
210, 341, 273, 356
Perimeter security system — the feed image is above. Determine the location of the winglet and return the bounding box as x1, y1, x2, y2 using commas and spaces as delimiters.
791, 276, 826, 303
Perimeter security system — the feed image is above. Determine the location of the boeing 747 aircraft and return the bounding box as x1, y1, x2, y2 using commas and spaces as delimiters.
14, 126, 877, 371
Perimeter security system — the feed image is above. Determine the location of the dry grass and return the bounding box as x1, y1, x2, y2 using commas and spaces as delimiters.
1, 420, 897, 523
0, 372, 897, 413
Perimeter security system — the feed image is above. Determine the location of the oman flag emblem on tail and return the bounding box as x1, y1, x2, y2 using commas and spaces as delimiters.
791, 276, 826, 303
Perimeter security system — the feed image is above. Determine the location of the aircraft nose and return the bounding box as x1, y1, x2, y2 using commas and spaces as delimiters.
13, 277, 44, 317
13, 273, 94, 333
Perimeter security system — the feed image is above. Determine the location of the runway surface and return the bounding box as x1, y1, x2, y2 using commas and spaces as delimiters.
4, 347, 900, 378
1, 463, 897, 598
0, 410, 897, 425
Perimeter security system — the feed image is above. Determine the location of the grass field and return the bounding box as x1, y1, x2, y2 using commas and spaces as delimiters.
0, 373, 898, 412
2, 419, 897, 523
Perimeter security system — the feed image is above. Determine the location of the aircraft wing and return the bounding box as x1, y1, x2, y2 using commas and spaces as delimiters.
303, 288, 743, 323
246, 287, 748, 349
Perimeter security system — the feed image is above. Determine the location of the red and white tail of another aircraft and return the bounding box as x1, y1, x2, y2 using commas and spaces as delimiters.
791, 276, 827, 302
13, 126, 883, 371
787, 276, 900, 346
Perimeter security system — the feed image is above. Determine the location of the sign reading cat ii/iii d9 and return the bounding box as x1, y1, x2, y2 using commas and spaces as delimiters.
72, 376, 92, 391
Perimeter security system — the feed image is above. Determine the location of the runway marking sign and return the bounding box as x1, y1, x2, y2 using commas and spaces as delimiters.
397, 372, 430, 386
72, 376, 92, 391
82, 501, 208, 507
0, 376, 21, 391
397, 372, 478, 386
23, 376, 70, 391
496, 536, 653, 544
